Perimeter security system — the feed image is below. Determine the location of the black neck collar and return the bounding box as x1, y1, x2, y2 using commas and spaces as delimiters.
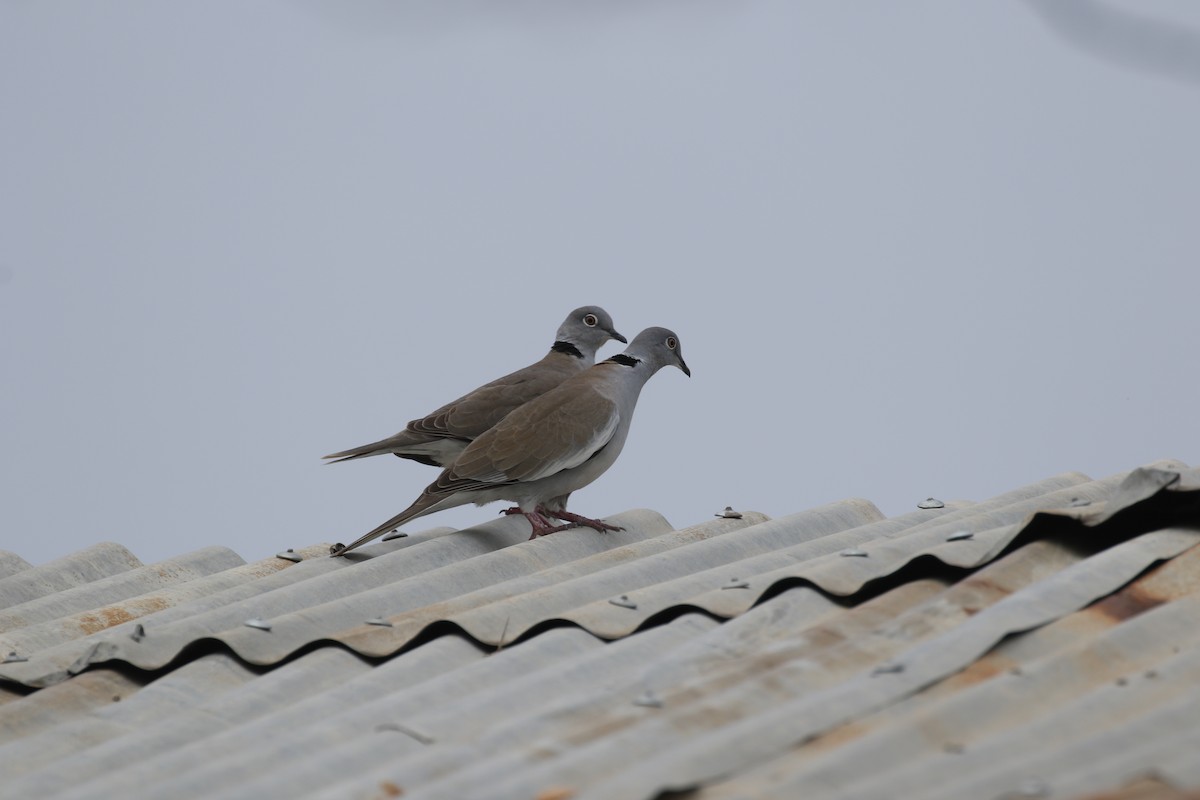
606, 354, 641, 368
551, 340, 584, 359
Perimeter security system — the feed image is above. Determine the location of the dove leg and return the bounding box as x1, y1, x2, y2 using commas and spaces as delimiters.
499, 506, 573, 538
538, 507, 625, 533
503, 504, 609, 538
525, 511, 578, 539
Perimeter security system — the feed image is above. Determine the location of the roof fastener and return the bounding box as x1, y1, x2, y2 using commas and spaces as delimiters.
633, 690, 663, 708
365, 617, 393, 627
721, 577, 750, 590
1068, 497, 1092, 508
715, 506, 743, 519
840, 548, 868, 558
244, 617, 272, 632
946, 530, 974, 542
130, 624, 146, 642
382, 529, 408, 541
918, 497, 945, 509
275, 549, 302, 563
3, 651, 28, 664
872, 662, 905, 676
375, 722, 435, 744
609, 595, 638, 609
943, 742, 965, 754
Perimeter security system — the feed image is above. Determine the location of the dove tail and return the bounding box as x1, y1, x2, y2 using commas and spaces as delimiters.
322, 442, 394, 463
323, 436, 461, 467
329, 492, 444, 557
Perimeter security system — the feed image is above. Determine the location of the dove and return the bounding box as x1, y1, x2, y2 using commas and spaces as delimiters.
323, 306, 625, 468
330, 327, 690, 556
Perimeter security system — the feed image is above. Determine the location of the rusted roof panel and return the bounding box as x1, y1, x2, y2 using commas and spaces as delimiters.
0, 546, 245, 651
688, 542, 1200, 800
0, 461, 1197, 800
0, 509, 675, 688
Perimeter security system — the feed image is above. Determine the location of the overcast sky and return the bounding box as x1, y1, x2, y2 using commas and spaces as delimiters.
3, 1, 1198, 566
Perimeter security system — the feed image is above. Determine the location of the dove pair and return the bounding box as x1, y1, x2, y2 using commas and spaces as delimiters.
325, 307, 690, 556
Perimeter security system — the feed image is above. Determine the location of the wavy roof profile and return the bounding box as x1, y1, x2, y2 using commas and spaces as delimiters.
1, 459, 1198, 800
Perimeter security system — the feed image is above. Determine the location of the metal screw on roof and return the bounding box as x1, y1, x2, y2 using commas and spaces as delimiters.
609, 595, 638, 609
1068, 497, 1092, 508
1115, 676, 1128, 686
633, 690, 664, 708
375, 722, 435, 744
365, 617, 393, 627
382, 529, 408, 541
130, 624, 146, 643
715, 506, 743, 519
840, 548, 869, 558
946, 530, 974, 542
1145, 670, 1158, 679
721, 577, 750, 590
918, 497, 945, 509
275, 549, 303, 563
943, 742, 965, 755
3, 651, 28, 664
872, 662, 905, 676
244, 617, 272, 632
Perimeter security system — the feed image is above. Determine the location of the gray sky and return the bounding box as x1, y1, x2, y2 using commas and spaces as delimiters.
3, 1, 1198, 566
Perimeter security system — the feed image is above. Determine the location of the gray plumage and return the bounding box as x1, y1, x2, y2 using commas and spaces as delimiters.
331, 327, 690, 556
323, 306, 624, 467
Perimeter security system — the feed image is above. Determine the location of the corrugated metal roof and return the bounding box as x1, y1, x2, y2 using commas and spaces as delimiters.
0, 460, 1197, 799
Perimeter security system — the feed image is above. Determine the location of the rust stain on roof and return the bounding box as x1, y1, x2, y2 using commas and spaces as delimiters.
0, 462, 1197, 800
75, 597, 171, 636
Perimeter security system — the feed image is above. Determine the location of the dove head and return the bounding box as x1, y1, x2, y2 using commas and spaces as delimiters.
555, 306, 626, 357
620, 327, 691, 377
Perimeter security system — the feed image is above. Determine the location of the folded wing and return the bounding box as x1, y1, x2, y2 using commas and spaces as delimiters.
437, 382, 620, 491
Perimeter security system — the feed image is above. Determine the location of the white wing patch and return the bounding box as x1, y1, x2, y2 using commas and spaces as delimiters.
520, 406, 620, 482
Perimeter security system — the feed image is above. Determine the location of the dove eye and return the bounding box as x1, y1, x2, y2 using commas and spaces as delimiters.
666, 336, 677, 350
583, 314, 598, 327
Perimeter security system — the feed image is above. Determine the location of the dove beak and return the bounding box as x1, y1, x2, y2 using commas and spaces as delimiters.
677, 354, 691, 377
608, 328, 628, 344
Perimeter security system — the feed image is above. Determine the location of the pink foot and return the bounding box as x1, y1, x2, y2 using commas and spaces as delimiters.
525, 511, 575, 540
538, 507, 624, 533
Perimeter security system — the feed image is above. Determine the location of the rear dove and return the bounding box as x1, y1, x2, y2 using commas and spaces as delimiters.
323, 306, 624, 467
331, 327, 690, 556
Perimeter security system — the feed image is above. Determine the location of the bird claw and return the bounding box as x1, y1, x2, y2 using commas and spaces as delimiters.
504, 506, 621, 538
538, 507, 623, 533
528, 522, 580, 540
524, 510, 572, 539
